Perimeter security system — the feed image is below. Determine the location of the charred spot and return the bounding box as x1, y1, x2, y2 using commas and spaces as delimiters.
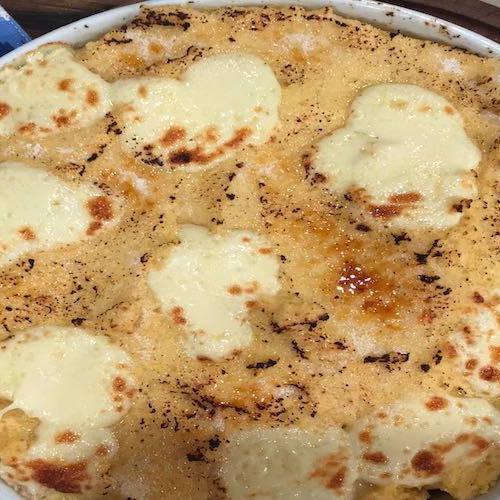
451, 199, 472, 213
388, 192, 421, 204
228, 285, 242, 295
55, 431, 80, 444
311, 172, 327, 184
208, 437, 221, 450
170, 306, 187, 325
326, 466, 347, 491
186, 450, 205, 462
425, 396, 448, 411
418, 274, 440, 284
465, 358, 478, 370
489, 346, 500, 364
359, 430, 372, 444
355, 223, 371, 232
26, 460, 89, 494
18, 122, 36, 134
0, 102, 11, 119
86, 221, 102, 236
103, 37, 133, 45
225, 127, 251, 148
53, 114, 70, 128
363, 451, 388, 464
411, 450, 443, 476
472, 292, 485, 303
420, 363, 431, 372
95, 445, 109, 456
369, 204, 402, 219
479, 365, 500, 382
85, 89, 99, 106
363, 352, 409, 364
246, 359, 278, 370
18, 227, 36, 240
169, 149, 193, 164
391, 232, 411, 245
71, 317, 85, 326
113, 376, 127, 392
271, 313, 329, 334
291, 339, 308, 359
160, 126, 186, 147
58, 79, 73, 92
87, 196, 113, 221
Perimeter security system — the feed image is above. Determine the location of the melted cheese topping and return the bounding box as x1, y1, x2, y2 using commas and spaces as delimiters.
312, 84, 481, 229
353, 394, 500, 488
451, 298, 500, 397
0, 46, 111, 137
0, 161, 118, 266
148, 225, 280, 360
222, 428, 356, 500
112, 54, 281, 171
0, 326, 135, 490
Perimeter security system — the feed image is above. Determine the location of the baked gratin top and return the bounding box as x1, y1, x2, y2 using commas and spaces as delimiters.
0, 5, 499, 500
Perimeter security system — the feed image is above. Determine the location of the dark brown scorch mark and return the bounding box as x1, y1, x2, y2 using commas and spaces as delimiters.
18, 227, 36, 240
87, 196, 113, 221
161, 126, 186, 147
425, 396, 448, 411
168, 127, 251, 166
0, 102, 11, 119
411, 450, 444, 476
369, 192, 422, 219
55, 431, 80, 444
26, 459, 89, 493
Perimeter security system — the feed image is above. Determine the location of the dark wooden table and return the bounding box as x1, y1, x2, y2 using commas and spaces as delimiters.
2, 0, 500, 43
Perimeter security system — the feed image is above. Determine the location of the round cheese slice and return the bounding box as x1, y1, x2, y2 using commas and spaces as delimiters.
312, 84, 481, 229
0, 46, 112, 137
148, 224, 280, 360
112, 53, 281, 171
0, 161, 119, 266
222, 427, 356, 500
353, 393, 500, 488
0, 326, 135, 493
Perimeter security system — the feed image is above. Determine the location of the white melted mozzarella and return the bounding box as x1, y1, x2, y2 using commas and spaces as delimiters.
313, 84, 481, 229
0, 46, 111, 137
353, 394, 500, 488
0, 161, 118, 266
0, 326, 135, 491
112, 54, 281, 171
148, 225, 280, 360
222, 428, 356, 500
450, 297, 500, 397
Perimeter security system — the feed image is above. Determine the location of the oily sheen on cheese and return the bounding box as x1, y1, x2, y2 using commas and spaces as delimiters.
0, 326, 135, 492
112, 54, 281, 171
222, 428, 356, 500
0, 46, 111, 137
148, 225, 280, 360
312, 84, 481, 229
353, 394, 500, 488
0, 161, 118, 266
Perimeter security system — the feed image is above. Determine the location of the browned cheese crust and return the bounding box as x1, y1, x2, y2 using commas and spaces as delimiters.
0, 5, 498, 500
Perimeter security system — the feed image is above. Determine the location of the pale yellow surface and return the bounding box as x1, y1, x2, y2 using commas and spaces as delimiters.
0, 5, 499, 500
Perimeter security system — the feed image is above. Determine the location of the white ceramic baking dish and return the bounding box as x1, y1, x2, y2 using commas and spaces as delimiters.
0, 1, 498, 499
